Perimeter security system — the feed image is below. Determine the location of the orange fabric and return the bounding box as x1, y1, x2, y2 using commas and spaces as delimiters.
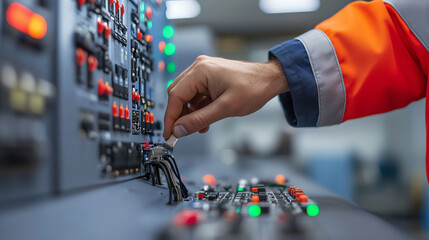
315, 0, 429, 180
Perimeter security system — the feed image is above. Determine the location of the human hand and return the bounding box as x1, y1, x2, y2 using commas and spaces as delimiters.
163, 55, 288, 140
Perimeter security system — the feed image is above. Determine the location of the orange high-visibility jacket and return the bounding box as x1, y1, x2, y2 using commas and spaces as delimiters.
269, 0, 429, 180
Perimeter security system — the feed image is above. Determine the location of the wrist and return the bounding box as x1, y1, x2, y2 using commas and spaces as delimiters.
263, 59, 289, 97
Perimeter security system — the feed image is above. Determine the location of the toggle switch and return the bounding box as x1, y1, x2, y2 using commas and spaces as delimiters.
88, 55, 98, 72
76, 48, 86, 66
104, 23, 111, 39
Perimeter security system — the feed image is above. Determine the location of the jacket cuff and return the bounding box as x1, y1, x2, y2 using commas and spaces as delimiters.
269, 29, 346, 127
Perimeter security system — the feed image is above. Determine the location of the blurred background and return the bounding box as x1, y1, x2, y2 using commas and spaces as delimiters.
165, 0, 429, 238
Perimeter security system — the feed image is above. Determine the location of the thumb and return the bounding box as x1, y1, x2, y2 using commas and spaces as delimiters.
172, 97, 228, 137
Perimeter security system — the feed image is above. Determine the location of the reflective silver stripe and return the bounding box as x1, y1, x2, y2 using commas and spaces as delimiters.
296, 29, 346, 126
384, 0, 429, 51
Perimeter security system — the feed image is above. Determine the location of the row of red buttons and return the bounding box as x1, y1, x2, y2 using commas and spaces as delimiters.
76, 48, 98, 72
97, 18, 111, 39
109, 0, 125, 17
112, 102, 129, 120
288, 186, 308, 203
98, 79, 113, 96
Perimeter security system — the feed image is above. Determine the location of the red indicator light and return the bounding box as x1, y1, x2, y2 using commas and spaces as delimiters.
202, 174, 216, 186
146, 7, 152, 19
6, 2, 47, 40
119, 104, 124, 119
275, 174, 286, 184
112, 102, 118, 117
145, 112, 149, 123
121, 4, 125, 17
251, 195, 260, 203
145, 35, 153, 42
156, 0, 163, 5
150, 112, 154, 124
88, 55, 98, 72
76, 48, 86, 66
104, 23, 111, 39
158, 41, 166, 53
98, 78, 105, 95
97, 18, 104, 34
198, 193, 203, 199
137, 28, 142, 41
115, 0, 120, 12
124, 106, 129, 120
158, 61, 165, 71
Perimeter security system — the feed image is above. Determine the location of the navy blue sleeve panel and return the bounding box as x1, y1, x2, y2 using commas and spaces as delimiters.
269, 39, 319, 127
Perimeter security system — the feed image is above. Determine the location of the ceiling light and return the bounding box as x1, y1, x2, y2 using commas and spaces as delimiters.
259, 0, 320, 14
166, 0, 201, 19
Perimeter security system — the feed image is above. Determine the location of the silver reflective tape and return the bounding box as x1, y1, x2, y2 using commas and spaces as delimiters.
384, 0, 429, 51
296, 29, 346, 126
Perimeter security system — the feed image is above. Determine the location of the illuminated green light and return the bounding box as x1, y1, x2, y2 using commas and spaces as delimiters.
248, 205, 261, 217
167, 80, 174, 88
164, 43, 176, 56
166, 62, 176, 73
306, 204, 319, 217
237, 187, 244, 192
140, 13, 145, 22
163, 25, 175, 39
148, 20, 152, 29
140, 3, 145, 12
236, 207, 241, 213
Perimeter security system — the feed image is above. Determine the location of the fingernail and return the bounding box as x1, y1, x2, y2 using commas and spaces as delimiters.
173, 125, 188, 138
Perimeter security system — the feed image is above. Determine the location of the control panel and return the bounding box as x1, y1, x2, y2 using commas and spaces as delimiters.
160, 176, 321, 240
0, 0, 176, 202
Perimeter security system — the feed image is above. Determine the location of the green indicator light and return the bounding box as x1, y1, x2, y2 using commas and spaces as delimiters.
166, 62, 176, 73
140, 13, 145, 22
164, 43, 176, 56
237, 187, 244, 192
148, 20, 153, 29
248, 205, 261, 217
236, 207, 241, 213
167, 80, 174, 88
140, 3, 145, 12
306, 205, 319, 217
163, 25, 175, 39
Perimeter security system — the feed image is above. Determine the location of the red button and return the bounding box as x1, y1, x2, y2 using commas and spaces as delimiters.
293, 190, 303, 198
144, 142, 150, 148
98, 79, 105, 95
120, 4, 125, 17
198, 193, 203, 199
251, 195, 260, 203
150, 112, 154, 124
145, 35, 153, 42
115, 0, 120, 12
104, 22, 111, 39
298, 195, 308, 203
146, 7, 152, 19
78, 0, 86, 6
105, 82, 113, 95
137, 28, 142, 41
109, 0, 114, 5
145, 112, 149, 123
119, 104, 124, 118
288, 186, 296, 194
112, 101, 118, 117
88, 55, 98, 72
173, 210, 203, 227
252, 187, 258, 193
97, 18, 104, 34
124, 106, 129, 120
76, 48, 86, 66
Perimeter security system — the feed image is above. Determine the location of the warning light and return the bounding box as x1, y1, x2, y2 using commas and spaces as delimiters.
163, 25, 174, 39
306, 204, 319, 217
202, 174, 216, 186
167, 62, 176, 74
167, 80, 174, 89
164, 43, 176, 56
275, 174, 286, 184
158, 41, 166, 53
146, 35, 153, 42
158, 61, 165, 71
6, 2, 47, 40
248, 205, 261, 217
